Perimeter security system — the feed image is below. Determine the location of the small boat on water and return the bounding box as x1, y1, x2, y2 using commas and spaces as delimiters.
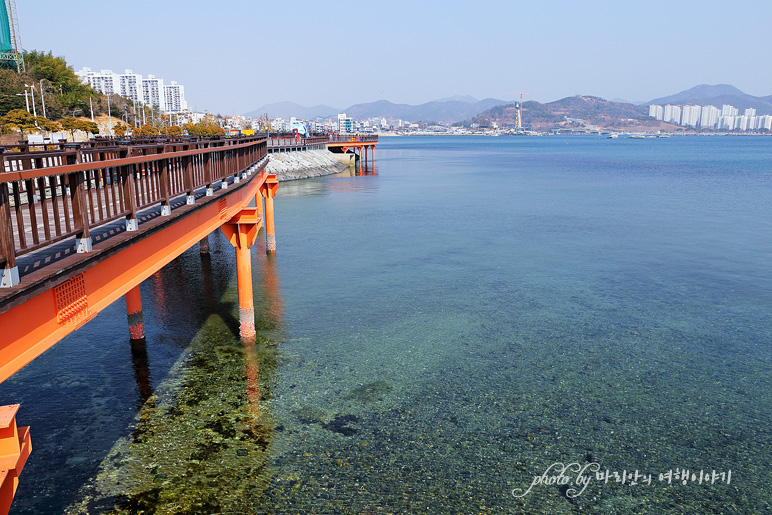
607, 134, 618, 139
628, 134, 645, 139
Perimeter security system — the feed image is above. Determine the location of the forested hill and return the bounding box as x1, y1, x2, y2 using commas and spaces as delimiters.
472, 96, 661, 131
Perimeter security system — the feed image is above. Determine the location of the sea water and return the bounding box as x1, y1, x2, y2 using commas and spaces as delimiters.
2, 135, 770, 514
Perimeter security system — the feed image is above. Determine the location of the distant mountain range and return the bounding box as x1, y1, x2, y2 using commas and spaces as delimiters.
647, 84, 772, 115
243, 85, 772, 126
243, 102, 341, 120
343, 98, 513, 123
243, 97, 514, 123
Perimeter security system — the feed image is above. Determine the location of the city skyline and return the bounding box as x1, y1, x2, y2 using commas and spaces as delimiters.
17, 0, 772, 115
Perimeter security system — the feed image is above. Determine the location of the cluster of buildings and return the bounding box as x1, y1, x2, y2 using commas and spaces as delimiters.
648, 103, 772, 131
76, 67, 188, 114
230, 113, 393, 134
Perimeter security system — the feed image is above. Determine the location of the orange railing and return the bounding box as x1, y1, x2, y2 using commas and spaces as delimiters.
267, 135, 329, 150
327, 134, 379, 144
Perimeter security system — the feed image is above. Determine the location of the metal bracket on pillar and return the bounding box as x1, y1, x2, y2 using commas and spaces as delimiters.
233, 174, 240, 184
0, 266, 19, 288
186, 195, 195, 205
75, 237, 93, 253
125, 218, 138, 231
161, 205, 171, 216
0, 404, 31, 514
221, 180, 228, 189
206, 187, 214, 196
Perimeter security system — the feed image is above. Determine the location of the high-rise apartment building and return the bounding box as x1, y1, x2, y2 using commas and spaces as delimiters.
649, 105, 664, 120
77, 68, 117, 95
722, 104, 738, 117
663, 105, 679, 124
163, 82, 187, 113
681, 105, 701, 127
117, 70, 143, 103
141, 75, 164, 109
699, 105, 720, 129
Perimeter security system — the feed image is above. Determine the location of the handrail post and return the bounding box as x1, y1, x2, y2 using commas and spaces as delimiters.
220, 148, 229, 190
233, 146, 241, 184
183, 146, 195, 205
203, 143, 213, 196
65, 144, 92, 253
159, 146, 171, 216
0, 149, 20, 287
121, 147, 139, 231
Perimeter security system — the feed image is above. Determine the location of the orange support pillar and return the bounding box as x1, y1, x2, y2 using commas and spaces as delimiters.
255, 193, 263, 218
235, 245, 255, 340
260, 175, 279, 254
264, 194, 275, 253
358, 146, 362, 174
220, 207, 264, 340
125, 284, 145, 341
0, 404, 31, 515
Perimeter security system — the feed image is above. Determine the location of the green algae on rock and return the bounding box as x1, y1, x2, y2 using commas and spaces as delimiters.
66, 311, 280, 515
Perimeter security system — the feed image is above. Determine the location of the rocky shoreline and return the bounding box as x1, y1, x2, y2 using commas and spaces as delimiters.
266, 149, 349, 181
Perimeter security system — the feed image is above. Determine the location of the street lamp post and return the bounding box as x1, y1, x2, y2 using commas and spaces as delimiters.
39, 79, 47, 119
26, 84, 37, 119
15, 93, 29, 113
107, 94, 113, 136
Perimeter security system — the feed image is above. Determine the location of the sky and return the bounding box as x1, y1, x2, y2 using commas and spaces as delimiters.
16, 0, 772, 115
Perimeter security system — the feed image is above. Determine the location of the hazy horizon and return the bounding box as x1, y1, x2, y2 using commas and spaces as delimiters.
17, 0, 772, 115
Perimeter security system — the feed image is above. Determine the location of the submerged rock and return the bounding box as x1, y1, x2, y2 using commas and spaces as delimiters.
344, 380, 392, 403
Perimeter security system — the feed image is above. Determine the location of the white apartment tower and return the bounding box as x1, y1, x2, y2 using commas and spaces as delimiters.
722, 104, 738, 117
681, 105, 702, 127
117, 70, 143, 103
663, 105, 681, 124
141, 75, 165, 109
163, 82, 187, 113
77, 68, 116, 95
699, 105, 720, 129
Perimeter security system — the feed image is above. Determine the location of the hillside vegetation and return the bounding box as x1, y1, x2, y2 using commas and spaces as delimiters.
472, 96, 669, 131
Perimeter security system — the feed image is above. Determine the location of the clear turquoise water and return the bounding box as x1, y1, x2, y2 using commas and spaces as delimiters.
2, 135, 771, 513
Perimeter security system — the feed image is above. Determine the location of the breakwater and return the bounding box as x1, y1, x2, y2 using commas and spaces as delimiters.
267, 149, 349, 181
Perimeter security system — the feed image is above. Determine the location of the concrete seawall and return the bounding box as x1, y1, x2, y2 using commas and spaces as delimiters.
266, 149, 350, 182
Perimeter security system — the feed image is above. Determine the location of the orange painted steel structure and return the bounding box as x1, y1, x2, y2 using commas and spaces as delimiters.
125, 284, 145, 340
327, 135, 378, 174
0, 134, 272, 512
0, 405, 30, 515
